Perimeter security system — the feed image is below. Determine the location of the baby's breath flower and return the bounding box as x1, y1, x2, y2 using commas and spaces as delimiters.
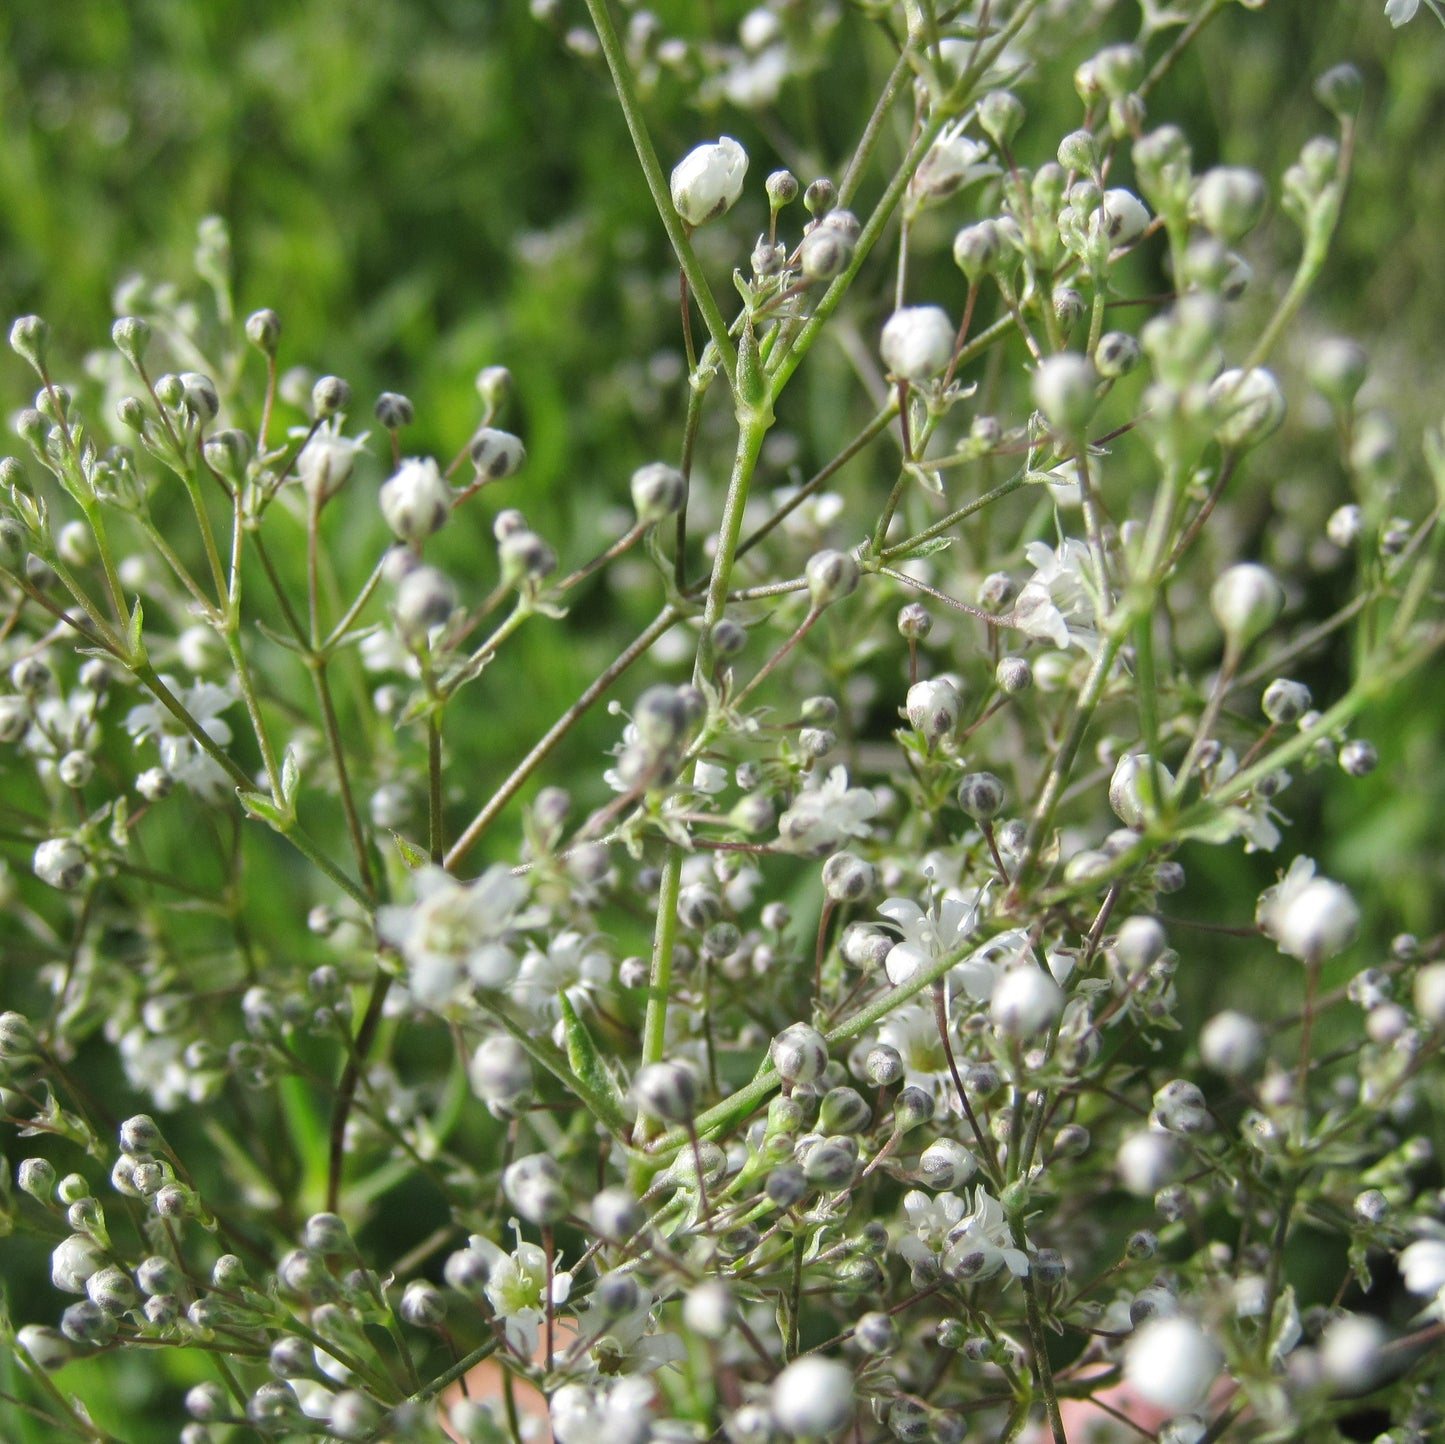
295, 420, 368, 502
1124, 1316, 1221, 1414
376, 864, 542, 1011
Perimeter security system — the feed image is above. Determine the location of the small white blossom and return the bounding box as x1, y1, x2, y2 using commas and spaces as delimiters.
941, 1187, 1029, 1281
551, 1378, 656, 1444
670, 137, 748, 226
878, 892, 978, 987
33, 836, 87, 891
910, 119, 996, 205
376, 864, 544, 1011
777, 765, 877, 854
1012, 539, 1101, 652
445, 1228, 571, 1357
125, 675, 238, 799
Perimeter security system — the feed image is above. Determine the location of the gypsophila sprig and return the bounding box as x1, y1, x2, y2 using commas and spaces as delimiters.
2, 6, 1445, 1440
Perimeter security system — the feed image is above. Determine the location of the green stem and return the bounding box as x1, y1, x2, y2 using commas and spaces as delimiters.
582, 0, 738, 383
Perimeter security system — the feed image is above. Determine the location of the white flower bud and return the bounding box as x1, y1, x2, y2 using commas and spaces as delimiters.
1413, 962, 1445, 1026
1096, 187, 1151, 245
1209, 562, 1284, 654
957, 771, 1005, 820
880, 305, 955, 382
1399, 1239, 1445, 1299
1124, 1316, 1221, 1414
1193, 166, 1267, 242
51, 1233, 107, 1294
630, 461, 687, 523
469, 427, 526, 480
1109, 753, 1173, 828
670, 136, 749, 226
804, 549, 860, 608
394, 565, 456, 640
770, 1022, 828, 1084
771, 1355, 854, 1438
1200, 1010, 1266, 1076
1116, 1130, 1179, 1196
1032, 353, 1098, 434
683, 1279, 736, 1339
1319, 1312, 1386, 1394
918, 1138, 978, 1191
468, 1035, 532, 1109
1208, 368, 1285, 451
16, 1324, 71, 1372
34, 837, 86, 891
1309, 338, 1368, 411
905, 678, 960, 747
632, 1060, 699, 1123
1273, 877, 1359, 962
1262, 678, 1311, 724
502, 1153, 569, 1225
1113, 916, 1166, 974
990, 964, 1064, 1038
380, 457, 452, 543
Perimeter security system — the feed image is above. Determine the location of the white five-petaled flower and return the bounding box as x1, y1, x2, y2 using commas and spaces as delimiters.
670, 137, 748, 226
572, 1281, 687, 1376
878, 891, 978, 987
376, 864, 544, 1012
1011, 538, 1102, 652
125, 675, 239, 800
445, 1228, 572, 1358
941, 1187, 1030, 1281
776, 765, 877, 854
294, 419, 369, 502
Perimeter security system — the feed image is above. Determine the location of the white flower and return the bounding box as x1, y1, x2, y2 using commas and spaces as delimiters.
880, 305, 955, 382
771, 1355, 855, 1438
1124, 1316, 1221, 1414
509, 930, 612, 1040
376, 864, 544, 1011
777, 765, 877, 854
1011, 538, 1101, 652
295, 419, 369, 501
1031, 353, 1099, 434
1386, 0, 1420, 24
670, 137, 748, 226
446, 1228, 572, 1358
1108, 752, 1174, 829
379, 456, 452, 543
878, 892, 977, 987
910, 119, 996, 205
125, 675, 239, 799
573, 1281, 687, 1376
1256, 856, 1359, 962
941, 1187, 1030, 1281
897, 1188, 967, 1271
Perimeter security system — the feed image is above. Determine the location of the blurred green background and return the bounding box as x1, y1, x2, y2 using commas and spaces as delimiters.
2, 0, 1445, 1436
